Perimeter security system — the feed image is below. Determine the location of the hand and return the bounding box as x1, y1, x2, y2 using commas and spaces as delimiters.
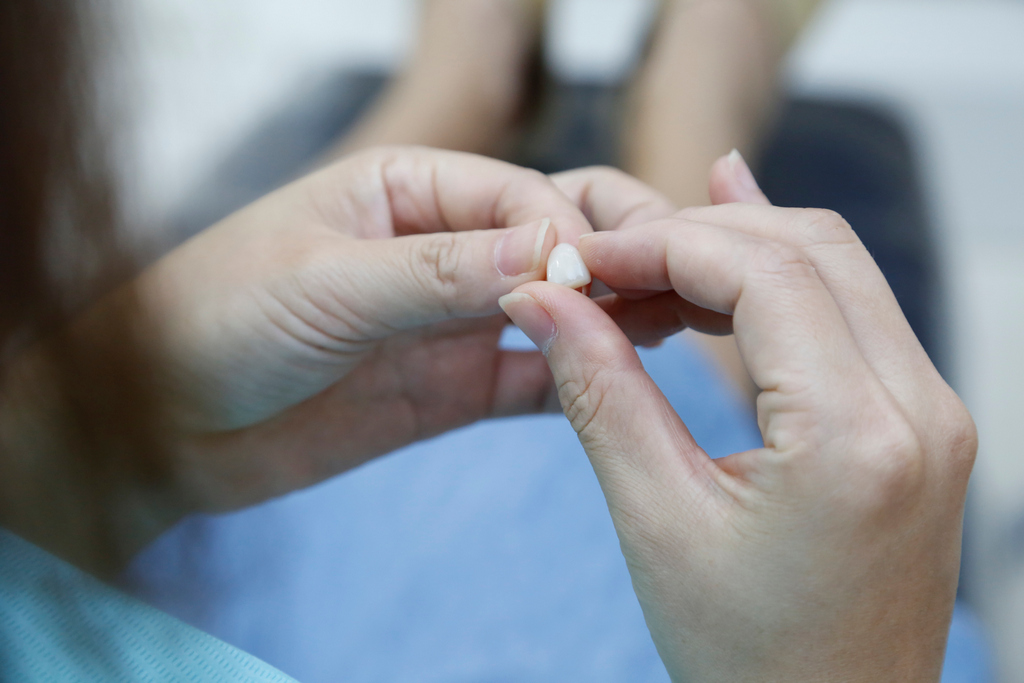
135, 150, 684, 513
500, 153, 977, 681
128, 147, 578, 509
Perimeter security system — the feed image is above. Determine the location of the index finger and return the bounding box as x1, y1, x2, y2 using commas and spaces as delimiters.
578, 219, 879, 439
550, 166, 678, 232
313, 146, 596, 244
672, 202, 949, 436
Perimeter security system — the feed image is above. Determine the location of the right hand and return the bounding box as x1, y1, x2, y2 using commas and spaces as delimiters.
500, 154, 977, 681
2, 150, 688, 573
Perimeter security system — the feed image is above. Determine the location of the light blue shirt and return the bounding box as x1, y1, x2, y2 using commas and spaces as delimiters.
0, 528, 295, 682
123, 333, 994, 682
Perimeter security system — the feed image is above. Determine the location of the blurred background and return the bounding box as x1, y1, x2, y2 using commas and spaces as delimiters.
113, 0, 1024, 680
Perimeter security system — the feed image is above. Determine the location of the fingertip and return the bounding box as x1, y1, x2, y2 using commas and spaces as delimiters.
576, 230, 611, 267
499, 291, 557, 354
497, 292, 534, 311
495, 218, 555, 278
511, 281, 639, 371
511, 280, 596, 314
708, 155, 736, 205
709, 150, 771, 206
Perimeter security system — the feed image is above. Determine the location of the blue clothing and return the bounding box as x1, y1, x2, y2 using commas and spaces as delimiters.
122, 334, 994, 682
0, 528, 295, 682
1, 74, 988, 682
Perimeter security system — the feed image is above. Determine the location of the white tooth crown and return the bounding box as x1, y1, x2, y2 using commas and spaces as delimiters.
546, 243, 592, 289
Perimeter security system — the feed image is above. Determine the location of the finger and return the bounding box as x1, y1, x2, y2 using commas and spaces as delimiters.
412, 294, 725, 420
597, 292, 734, 342
708, 150, 771, 206
674, 201, 943, 415
329, 217, 558, 334
498, 290, 731, 363
317, 146, 595, 244
577, 220, 874, 418
703, 152, 952, 437
551, 166, 678, 232
498, 282, 719, 507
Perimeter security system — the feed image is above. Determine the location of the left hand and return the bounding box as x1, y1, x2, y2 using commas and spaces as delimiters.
134, 149, 682, 512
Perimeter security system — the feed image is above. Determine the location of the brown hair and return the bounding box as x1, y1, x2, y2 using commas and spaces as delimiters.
0, 0, 168, 576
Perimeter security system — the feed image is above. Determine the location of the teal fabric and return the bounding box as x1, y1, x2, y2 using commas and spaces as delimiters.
0, 529, 296, 682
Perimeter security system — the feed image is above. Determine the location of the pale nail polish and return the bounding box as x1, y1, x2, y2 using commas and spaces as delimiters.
498, 292, 557, 354
495, 218, 551, 277
728, 148, 761, 194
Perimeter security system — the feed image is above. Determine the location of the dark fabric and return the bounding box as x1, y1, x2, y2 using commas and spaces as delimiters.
140, 70, 981, 680
758, 99, 943, 375
167, 74, 942, 376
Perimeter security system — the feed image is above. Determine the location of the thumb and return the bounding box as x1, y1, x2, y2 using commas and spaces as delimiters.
338, 218, 559, 335
498, 281, 716, 507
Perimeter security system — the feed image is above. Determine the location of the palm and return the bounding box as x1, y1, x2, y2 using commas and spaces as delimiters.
152, 151, 658, 514
183, 315, 549, 510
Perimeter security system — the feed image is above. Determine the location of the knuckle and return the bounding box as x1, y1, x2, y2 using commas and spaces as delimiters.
558, 372, 607, 437
519, 167, 550, 187
557, 339, 623, 438
796, 208, 858, 246
412, 233, 462, 303
950, 406, 979, 465
751, 242, 815, 280
552, 165, 618, 190
507, 168, 556, 206
851, 410, 926, 510
581, 164, 623, 180
934, 392, 979, 482
674, 206, 702, 222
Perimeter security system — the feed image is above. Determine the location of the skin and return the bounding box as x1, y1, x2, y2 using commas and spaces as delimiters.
500, 153, 977, 682
137, 147, 592, 511
336, 0, 827, 398
2, 1, 968, 674
0, 147, 692, 570
626, 0, 822, 398
2, 144, 975, 678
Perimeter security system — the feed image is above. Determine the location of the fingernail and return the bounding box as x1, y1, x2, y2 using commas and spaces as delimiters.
546, 243, 592, 289
498, 293, 557, 354
495, 218, 551, 277
728, 149, 762, 196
